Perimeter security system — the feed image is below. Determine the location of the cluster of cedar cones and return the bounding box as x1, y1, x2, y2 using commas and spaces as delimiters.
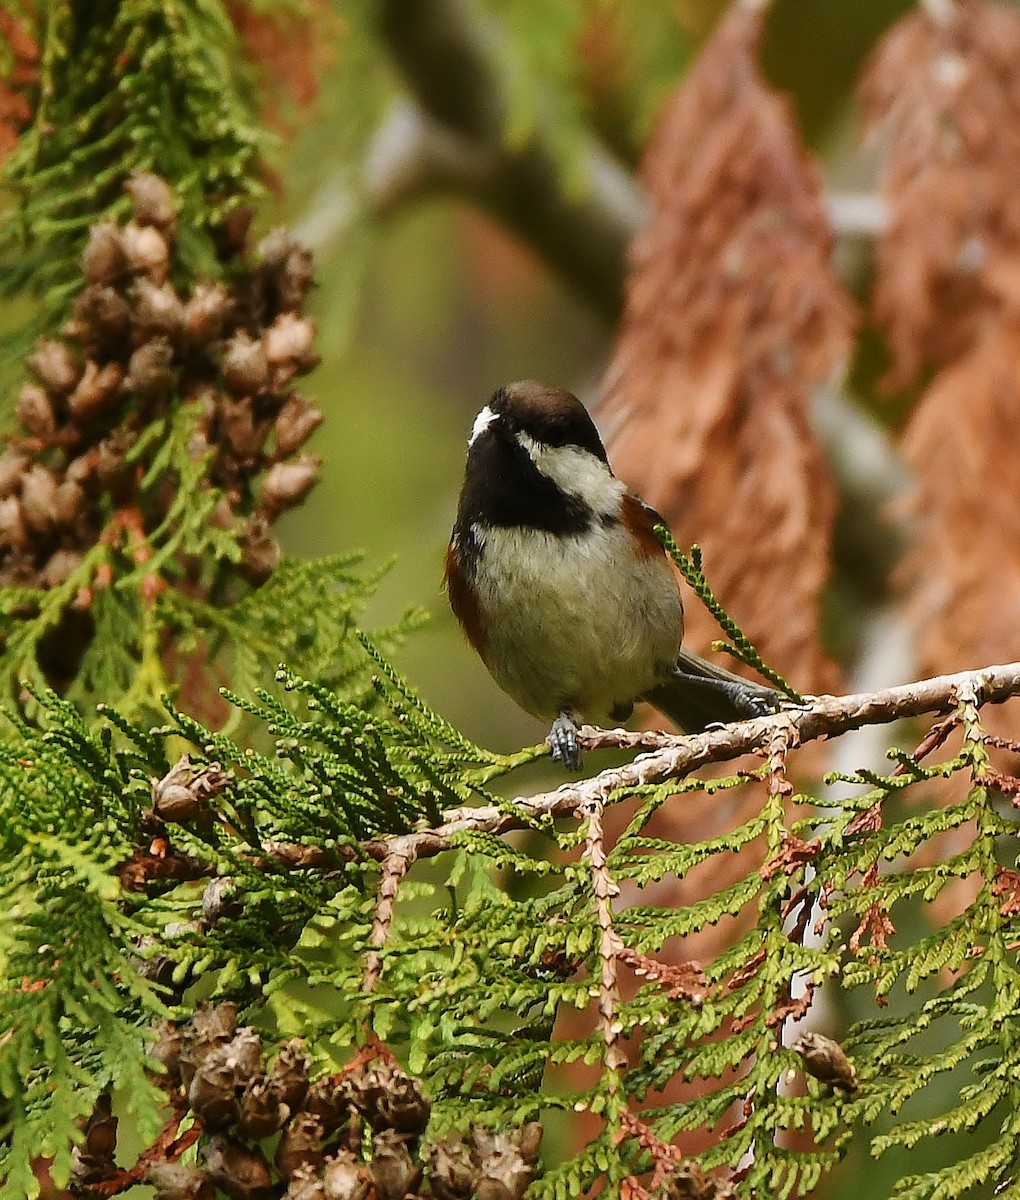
71, 1003, 541, 1200
3, 172, 323, 600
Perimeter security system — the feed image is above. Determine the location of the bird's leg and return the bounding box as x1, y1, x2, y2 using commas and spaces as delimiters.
548, 711, 582, 772
669, 669, 782, 719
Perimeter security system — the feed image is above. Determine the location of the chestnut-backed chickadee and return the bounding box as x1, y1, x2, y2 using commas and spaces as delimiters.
445, 380, 781, 769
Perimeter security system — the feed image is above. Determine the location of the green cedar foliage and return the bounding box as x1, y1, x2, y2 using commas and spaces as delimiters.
2, 634, 1020, 1199
0, 0, 261, 319
0, 1, 349, 725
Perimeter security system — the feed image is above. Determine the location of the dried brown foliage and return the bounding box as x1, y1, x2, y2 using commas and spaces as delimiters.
862, 0, 1020, 384
863, 0, 1020, 680
225, 0, 337, 131
898, 330, 1020, 674
597, 2, 853, 698
0, 11, 38, 161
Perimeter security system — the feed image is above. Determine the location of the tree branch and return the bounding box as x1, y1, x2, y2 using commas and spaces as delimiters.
374, 0, 644, 321
349, 661, 1020, 864
216, 663, 1020, 877
361, 846, 414, 993
297, 7, 887, 324
234, 662, 1020, 880
581, 794, 627, 1087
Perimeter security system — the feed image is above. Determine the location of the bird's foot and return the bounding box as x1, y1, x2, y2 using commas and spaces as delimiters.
672, 670, 783, 721
730, 685, 783, 720
548, 711, 582, 772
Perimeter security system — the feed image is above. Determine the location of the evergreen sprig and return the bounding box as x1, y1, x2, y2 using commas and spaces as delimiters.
656, 528, 805, 701
0, 0, 262, 317
4, 641, 1017, 1199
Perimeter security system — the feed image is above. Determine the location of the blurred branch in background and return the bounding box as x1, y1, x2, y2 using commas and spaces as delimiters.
373, 0, 644, 321
301, 0, 889, 320
297, 91, 645, 325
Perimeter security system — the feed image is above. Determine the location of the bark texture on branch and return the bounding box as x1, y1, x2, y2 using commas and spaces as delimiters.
349, 661, 1020, 865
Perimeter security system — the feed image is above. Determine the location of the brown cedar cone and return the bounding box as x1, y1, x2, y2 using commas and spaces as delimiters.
322, 1151, 373, 1200
0, 450, 28, 496
202, 877, 243, 924
126, 172, 177, 232
184, 282, 230, 347
283, 1163, 327, 1200
133, 279, 186, 340
302, 1073, 349, 1134
218, 396, 270, 460
347, 1059, 431, 1137
236, 516, 282, 586
82, 220, 126, 284
0, 497, 30, 550
16, 384, 56, 439
221, 332, 269, 396
276, 1111, 325, 1178
236, 1075, 291, 1139
188, 1028, 263, 1129
260, 456, 320, 514
370, 1130, 421, 1200
66, 361, 124, 423
264, 313, 319, 387
202, 1134, 275, 1200
469, 1127, 540, 1200
427, 1138, 477, 1200
256, 228, 315, 311
94, 432, 135, 501
145, 1161, 216, 1200
71, 1093, 119, 1188
661, 1161, 736, 1199
73, 283, 132, 345
147, 1019, 185, 1084
54, 479, 86, 527
39, 548, 83, 588
27, 337, 81, 396
276, 244, 315, 312
121, 220, 171, 283
256, 227, 295, 272
792, 1031, 858, 1092
150, 756, 230, 824
190, 1001, 238, 1041
274, 394, 323, 456
268, 1040, 311, 1114
123, 335, 175, 402
20, 465, 59, 535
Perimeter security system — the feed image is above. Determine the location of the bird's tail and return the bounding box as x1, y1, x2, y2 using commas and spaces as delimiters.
642, 649, 783, 733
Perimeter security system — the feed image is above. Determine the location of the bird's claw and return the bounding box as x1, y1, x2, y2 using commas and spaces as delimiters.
711, 677, 785, 720
739, 691, 783, 719
548, 712, 582, 772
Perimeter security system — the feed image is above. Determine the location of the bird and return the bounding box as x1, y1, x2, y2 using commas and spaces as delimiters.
444, 380, 781, 770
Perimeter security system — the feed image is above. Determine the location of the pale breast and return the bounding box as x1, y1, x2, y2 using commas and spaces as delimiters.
469, 521, 682, 722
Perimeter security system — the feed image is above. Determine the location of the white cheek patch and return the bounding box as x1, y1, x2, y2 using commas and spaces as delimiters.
469, 405, 498, 446
516, 432, 625, 516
